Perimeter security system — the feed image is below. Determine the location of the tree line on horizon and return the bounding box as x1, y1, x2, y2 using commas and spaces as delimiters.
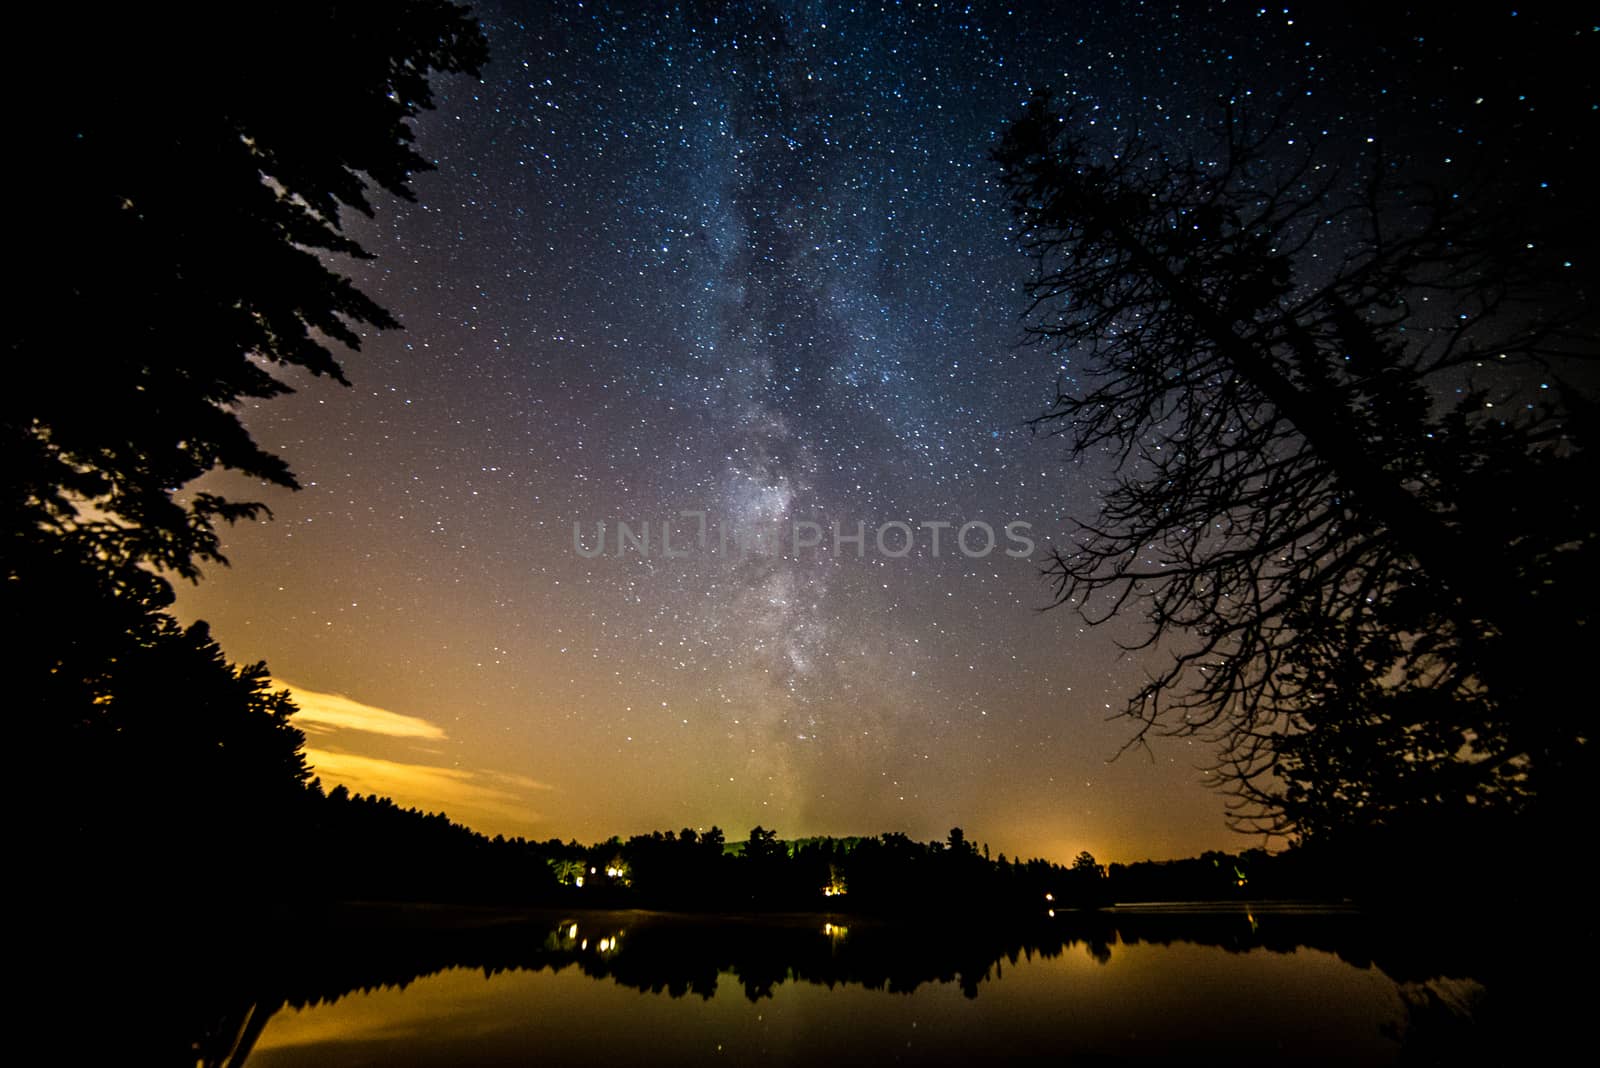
260, 794, 1352, 913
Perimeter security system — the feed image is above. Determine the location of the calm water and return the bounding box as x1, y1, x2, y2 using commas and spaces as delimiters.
197, 906, 1505, 1066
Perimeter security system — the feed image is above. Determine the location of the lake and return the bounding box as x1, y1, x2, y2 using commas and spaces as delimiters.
181, 903, 1524, 1066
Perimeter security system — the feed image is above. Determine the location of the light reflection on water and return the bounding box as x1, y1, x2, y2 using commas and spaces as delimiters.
231, 909, 1448, 1066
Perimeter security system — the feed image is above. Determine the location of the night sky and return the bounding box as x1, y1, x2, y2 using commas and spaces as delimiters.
174, 2, 1594, 863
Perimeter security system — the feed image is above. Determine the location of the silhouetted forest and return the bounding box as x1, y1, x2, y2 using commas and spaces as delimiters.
177, 788, 1365, 913
12, 0, 488, 911
272, 793, 1537, 913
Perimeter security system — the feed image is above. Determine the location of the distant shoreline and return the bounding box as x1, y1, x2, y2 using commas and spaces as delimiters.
296, 898, 1363, 933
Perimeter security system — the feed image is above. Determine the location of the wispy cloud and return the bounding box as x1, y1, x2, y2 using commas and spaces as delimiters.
480, 769, 558, 793
305, 748, 552, 831
274, 680, 448, 740
270, 679, 552, 837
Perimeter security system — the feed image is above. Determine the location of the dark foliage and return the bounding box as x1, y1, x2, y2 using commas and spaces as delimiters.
8, 1, 486, 585
993, 94, 1597, 856
11, 1, 487, 901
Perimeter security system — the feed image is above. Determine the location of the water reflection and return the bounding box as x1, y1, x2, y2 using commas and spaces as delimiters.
96, 904, 1561, 1065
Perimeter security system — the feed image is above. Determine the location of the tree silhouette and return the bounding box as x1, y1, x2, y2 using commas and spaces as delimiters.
994, 94, 1596, 856
745, 825, 785, 862
8, 1, 486, 588
54, 611, 317, 896
12, 1, 488, 898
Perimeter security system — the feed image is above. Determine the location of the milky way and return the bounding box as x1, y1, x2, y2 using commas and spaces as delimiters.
176, 2, 1596, 862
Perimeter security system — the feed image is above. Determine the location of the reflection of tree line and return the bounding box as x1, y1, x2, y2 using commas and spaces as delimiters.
173, 905, 1510, 1066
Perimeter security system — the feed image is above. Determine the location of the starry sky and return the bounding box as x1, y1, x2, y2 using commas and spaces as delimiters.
174, 2, 1595, 863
